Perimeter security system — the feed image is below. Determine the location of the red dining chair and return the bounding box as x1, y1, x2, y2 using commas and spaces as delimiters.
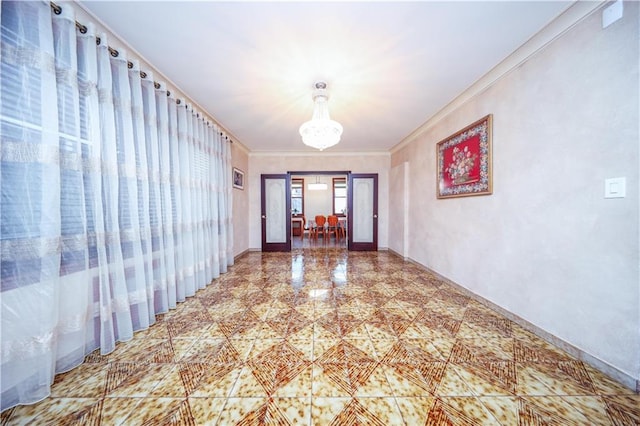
326, 215, 341, 242
313, 215, 326, 242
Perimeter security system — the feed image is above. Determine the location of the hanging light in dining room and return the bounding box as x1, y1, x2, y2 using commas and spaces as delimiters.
299, 81, 343, 151
308, 176, 328, 191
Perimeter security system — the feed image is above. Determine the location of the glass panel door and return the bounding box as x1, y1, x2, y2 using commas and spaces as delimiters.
261, 174, 291, 251
348, 173, 378, 251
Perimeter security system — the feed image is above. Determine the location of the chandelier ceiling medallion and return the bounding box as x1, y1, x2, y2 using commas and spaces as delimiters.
299, 81, 343, 151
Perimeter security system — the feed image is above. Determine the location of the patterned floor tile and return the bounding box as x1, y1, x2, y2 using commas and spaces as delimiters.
394, 396, 436, 425
519, 396, 613, 426
215, 397, 266, 425
6, 398, 103, 426
182, 338, 239, 364
100, 397, 145, 425
585, 363, 640, 396
4, 249, 638, 425
227, 338, 256, 362
368, 338, 398, 361
50, 363, 107, 398
150, 365, 189, 397
356, 397, 404, 425
286, 337, 314, 361
312, 365, 352, 398
310, 397, 351, 425
275, 365, 313, 398
475, 396, 521, 425
187, 397, 226, 425
516, 361, 596, 396
229, 366, 271, 398
188, 365, 242, 398
382, 363, 445, 397
272, 397, 312, 425
119, 397, 193, 425
424, 397, 485, 425
354, 365, 394, 397
602, 394, 640, 425
105, 363, 174, 397
438, 363, 516, 397
248, 341, 311, 396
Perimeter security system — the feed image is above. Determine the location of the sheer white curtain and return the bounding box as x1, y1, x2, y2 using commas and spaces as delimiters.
0, 1, 234, 411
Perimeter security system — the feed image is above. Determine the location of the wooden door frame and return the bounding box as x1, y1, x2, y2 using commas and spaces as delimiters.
262, 170, 369, 251
260, 174, 291, 252
348, 173, 378, 251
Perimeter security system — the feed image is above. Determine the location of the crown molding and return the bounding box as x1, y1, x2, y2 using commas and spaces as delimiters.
232, 140, 250, 155
390, 0, 605, 155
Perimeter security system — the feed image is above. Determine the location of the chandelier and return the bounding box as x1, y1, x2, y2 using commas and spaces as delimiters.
299, 81, 343, 151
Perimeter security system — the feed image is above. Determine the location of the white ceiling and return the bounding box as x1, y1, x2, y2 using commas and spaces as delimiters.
79, 1, 572, 153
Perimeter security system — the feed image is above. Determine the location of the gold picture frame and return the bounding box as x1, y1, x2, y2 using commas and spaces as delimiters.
436, 114, 493, 199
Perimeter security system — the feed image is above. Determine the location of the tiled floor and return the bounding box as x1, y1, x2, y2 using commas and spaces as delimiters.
3, 248, 639, 425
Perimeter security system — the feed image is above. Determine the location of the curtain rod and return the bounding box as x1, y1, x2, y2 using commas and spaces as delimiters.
50, 2, 164, 94
49, 1, 233, 142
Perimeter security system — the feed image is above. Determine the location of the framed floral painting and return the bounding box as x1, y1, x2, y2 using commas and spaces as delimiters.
436, 114, 492, 199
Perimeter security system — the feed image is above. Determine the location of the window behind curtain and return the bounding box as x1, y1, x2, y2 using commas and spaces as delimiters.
1, 2, 54, 289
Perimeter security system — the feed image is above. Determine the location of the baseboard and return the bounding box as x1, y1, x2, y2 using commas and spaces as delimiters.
403, 257, 639, 393
387, 248, 409, 260
233, 249, 251, 262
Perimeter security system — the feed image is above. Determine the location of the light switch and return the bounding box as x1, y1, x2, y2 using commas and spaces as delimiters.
604, 177, 626, 198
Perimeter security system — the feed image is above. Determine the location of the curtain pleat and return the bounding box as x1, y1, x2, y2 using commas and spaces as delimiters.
128, 60, 155, 326
0, 1, 234, 411
210, 127, 221, 279
155, 83, 177, 309
177, 104, 196, 296
167, 95, 185, 303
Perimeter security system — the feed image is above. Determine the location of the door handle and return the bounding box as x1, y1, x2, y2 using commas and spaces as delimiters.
373, 214, 378, 218
262, 215, 266, 219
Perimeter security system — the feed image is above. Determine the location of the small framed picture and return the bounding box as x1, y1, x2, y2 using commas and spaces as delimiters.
437, 114, 492, 199
233, 167, 244, 190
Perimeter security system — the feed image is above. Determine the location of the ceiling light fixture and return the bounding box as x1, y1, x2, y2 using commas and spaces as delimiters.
299, 81, 343, 151
308, 176, 328, 191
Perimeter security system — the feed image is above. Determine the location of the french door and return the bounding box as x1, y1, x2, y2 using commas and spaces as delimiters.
348, 173, 378, 251
260, 172, 378, 252
260, 174, 291, 251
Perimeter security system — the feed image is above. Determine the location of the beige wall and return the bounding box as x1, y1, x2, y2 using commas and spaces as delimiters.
248, 153, 390, 250
388, 162, 409, 258
390, 2, 639, 387
231, 143, 250, 257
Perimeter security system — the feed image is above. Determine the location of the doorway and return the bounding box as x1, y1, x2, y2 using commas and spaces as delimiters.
260, 171, 379, 251
290, 172, 348, 249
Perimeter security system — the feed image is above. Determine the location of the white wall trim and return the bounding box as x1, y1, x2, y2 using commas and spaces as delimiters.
232, 140, 251, 155
233, 249, 251, 262
390, 0, 605, 154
